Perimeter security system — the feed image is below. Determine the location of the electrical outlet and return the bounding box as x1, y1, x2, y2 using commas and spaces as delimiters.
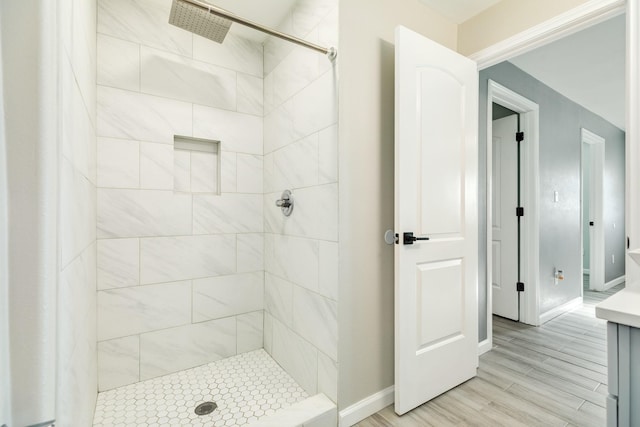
612, 254, 615, 264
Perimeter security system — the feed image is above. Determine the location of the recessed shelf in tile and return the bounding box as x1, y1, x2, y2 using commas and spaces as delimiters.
173, 135, 220, 194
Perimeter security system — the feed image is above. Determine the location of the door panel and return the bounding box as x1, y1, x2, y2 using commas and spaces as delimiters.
394, 25, 478, 415
584, 130, 605, 291
492, 241, 501, 290
417, 259, 464, 349
418, 69, 464, 237
492, 116, 519, 320
492, 136, 502, 231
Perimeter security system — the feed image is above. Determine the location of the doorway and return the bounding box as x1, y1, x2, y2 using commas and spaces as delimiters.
582, 129, 606, 292
482, 81, 540, 355
480, 12, 627, 360
491, 109, 519, 321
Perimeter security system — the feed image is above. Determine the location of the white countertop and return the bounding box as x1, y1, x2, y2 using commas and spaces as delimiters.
596, 288, 640, 328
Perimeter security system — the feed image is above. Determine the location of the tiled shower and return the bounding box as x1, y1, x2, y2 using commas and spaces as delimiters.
58, 0, 339, 425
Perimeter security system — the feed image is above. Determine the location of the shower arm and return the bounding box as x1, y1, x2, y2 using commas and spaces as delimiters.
182, 0, 337, 60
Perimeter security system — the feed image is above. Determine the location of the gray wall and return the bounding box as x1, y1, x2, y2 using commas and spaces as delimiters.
478, 62, 625, 338
604, 127, 626, 282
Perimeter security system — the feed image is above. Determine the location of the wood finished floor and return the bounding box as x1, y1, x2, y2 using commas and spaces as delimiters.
356, 283, 623, 427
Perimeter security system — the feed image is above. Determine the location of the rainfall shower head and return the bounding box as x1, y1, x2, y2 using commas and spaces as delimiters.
168, 0, 232, 44
168, 0, 338, 61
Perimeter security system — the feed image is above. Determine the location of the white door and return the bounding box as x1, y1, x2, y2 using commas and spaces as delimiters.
582, 142, 590, 278
582, 129, 605, 291
492, 115, 519, 320
394, 26, 478, 415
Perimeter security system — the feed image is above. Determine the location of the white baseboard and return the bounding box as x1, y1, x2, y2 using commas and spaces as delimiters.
604, 275, 625, 290
338, 386, 394, 427
478, 339, 492, 356
539, 296, 583, 324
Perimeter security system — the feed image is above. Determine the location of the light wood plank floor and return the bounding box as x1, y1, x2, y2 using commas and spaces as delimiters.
356, 284, 624, 427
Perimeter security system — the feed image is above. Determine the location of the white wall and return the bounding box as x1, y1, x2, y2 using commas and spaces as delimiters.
56, 0, 99, 425
0, 15, 11, 426
458, 0, 591, 55
338, 0, 457, 410
262, 0, 339, 403
95, 0, 265, 391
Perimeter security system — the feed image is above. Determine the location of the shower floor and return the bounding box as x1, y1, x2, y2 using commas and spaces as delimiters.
92, 349, 308, 427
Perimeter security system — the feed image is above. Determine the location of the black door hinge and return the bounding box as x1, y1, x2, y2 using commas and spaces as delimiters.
517, 282, 525, 292
516, 132, 524, 142
516, 207, 524, 217
628, 237, 631, 249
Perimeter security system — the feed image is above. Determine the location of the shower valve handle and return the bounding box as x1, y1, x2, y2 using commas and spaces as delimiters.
275, 190, 294, 217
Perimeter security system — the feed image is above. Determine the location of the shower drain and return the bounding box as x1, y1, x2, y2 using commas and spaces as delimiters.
194, 401, 217, 416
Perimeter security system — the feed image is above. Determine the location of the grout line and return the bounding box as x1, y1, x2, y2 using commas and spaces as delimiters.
97, 82, 263, 119
97, 232, 265, 242
137, 141, 141, 189
96, 131, 264, 157
99, 270, 263, 292
190, 279, 194, 326
98, 310, 264, 346
60, 239, 96, 272
137, 42, 141, 92
137, 333, 141, 383
97, 30, 264, 79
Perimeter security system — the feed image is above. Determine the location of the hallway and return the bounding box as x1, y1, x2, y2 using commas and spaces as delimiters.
358, 284, 623, 426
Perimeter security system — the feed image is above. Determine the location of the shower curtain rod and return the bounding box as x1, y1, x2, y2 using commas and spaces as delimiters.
183, 0, 337, 60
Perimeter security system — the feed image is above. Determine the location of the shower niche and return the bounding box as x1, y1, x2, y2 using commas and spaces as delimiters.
173, 135, 220, 194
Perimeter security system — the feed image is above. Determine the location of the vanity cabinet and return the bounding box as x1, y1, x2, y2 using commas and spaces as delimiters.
606, 321, 640, 427
596, 288, 640, 426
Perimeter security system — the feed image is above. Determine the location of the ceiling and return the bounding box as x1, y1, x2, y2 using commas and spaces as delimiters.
208, 0, 297, 42
209, 0, 625, 130
509, 14, 626, 130
418, 0, 502, 24
411, 1, 625, 131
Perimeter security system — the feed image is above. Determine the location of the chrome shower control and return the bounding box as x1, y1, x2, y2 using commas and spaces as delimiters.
275, 190, 294, 216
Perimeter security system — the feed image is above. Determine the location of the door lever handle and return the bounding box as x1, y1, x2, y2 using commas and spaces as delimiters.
403, 232, 429, 245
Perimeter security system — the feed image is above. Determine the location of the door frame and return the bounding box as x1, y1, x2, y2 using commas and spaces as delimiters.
470, 0, 629, 354
484, 81, 540, 354
469, 1, 625, 70
581, 128, 606, 291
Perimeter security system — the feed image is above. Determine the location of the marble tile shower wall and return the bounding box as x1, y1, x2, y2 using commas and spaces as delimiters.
95, 0, 265, 391
57, 0, 98, 425
262, 0, 339, 404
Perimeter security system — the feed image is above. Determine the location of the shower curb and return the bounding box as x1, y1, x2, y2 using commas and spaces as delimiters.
248, 394, 336, 427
